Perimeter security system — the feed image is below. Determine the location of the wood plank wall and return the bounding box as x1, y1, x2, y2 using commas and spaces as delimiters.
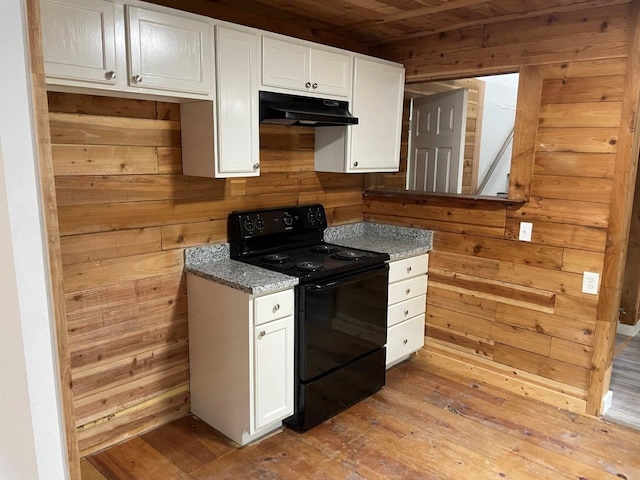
369, 3, 632, 413
48, 92, 364, 455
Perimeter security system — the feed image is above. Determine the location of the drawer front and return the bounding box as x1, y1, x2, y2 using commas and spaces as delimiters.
254, 289, 294, 326
387, 313, 425, 367
388, 254, 428, 283
388, 294, 426, 328
388, 275, 428, 305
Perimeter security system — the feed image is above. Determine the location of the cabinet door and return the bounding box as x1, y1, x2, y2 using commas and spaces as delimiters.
126, 6, 212, 95
262, 37, 309, 93
349, 58, 405, 172
254, 316, 294, 431
387, 313, 425, 368
41, 0, 117, 84
215, 26, 260, 177
388, 254, 429, 283
309, 49, 351, 97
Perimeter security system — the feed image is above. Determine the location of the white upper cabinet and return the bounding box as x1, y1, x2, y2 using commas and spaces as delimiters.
315, 57, 405, 173
41, 0, 214, 99
180, 25, 259, 178
262, 36, 351, 98
126, 6, 212, 95
215, 26, 260, 177
349, 57, 405, 172
42, 0, 406, 176
41, 0, 117, 85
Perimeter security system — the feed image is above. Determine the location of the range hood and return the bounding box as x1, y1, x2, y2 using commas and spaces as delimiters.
259, 91, 358, 127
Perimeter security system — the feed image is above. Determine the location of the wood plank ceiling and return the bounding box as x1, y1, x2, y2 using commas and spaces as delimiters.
148, 0, 623, 52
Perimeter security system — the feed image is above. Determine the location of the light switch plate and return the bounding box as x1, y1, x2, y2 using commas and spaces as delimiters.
582, 271, 600, 295
519, 222, 532, 242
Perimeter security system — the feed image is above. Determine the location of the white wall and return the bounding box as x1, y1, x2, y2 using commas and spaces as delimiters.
0, 0, 69, 478
476, 73, 519, 196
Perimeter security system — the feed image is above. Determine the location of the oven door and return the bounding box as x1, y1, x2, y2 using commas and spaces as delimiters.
298, 264, 389, 382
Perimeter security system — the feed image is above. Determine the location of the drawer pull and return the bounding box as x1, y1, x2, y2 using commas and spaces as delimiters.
404, 310, 409, 316
403, 339, 408, 345
406, 288, 411, 295
407, 266, 412, 273
258, 330, 266, 338
273, 304, 280, 313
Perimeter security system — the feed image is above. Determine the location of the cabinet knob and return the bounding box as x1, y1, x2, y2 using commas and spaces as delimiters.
403, 339, 408, 345
404, 310, 409, 316
406, 288, 411, 295
253, 163, 260, 170
312, 82, 318, 89
258, 330, 266, 338
353, 161, 359, 168
305, 82, 312, 88
407, 266, 412, 273
132, 75, 143, 84
105, 70, 117, 80
273, 304, 280, 313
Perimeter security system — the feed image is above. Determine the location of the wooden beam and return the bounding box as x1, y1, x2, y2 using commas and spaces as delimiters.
508, 65, 544, 201
325, 0, 492, 32
619, 152, 640, 325
368, 0, 630, 47
145, 0, 369, 53
25, 0, 80, 477
587, 0, 640, 415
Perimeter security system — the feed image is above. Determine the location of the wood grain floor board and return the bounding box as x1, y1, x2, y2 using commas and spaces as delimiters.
604, 333, 640, 431
85, 350, 640, 479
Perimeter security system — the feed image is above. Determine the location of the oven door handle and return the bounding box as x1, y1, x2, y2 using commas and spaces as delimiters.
306, 281, 340, 291
305, 264, 389, 292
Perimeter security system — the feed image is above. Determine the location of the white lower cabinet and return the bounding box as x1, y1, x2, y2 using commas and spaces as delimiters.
254, 316, 293, 430
386, 254, 429, 368
187, 274, 294, 445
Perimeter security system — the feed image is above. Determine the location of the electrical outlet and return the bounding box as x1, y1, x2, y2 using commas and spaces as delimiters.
519, 222, 532, 242
582, 271, 600, 295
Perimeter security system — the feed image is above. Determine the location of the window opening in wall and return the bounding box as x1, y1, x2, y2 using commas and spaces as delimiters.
405, 72, 519, 197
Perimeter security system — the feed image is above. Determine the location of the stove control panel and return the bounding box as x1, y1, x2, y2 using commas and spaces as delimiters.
229, 204, 328, 240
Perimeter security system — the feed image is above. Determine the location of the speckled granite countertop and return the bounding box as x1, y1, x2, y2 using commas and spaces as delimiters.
184, 222, 431, 293
325, 222, 432, 261
184, 243, 298, 295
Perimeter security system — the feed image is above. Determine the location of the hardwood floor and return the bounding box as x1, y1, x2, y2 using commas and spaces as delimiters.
605, 333, 640, 431
82, 351, 640, 479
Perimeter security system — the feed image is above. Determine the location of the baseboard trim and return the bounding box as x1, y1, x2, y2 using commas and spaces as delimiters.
423, 342, 587, 414
617, 322, 640, 337
600, 390, 614, 415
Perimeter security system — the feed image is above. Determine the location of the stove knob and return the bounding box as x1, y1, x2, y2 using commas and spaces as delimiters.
243, 218, 254, 233
283, 212, 294, 227
307, 210, 316, 224
255, 215, 265, 231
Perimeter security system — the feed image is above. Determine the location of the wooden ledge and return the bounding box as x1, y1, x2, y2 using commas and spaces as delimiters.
364, 189, 526, 205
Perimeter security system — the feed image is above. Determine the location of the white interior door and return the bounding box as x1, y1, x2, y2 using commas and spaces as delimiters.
407, 88, 467, 193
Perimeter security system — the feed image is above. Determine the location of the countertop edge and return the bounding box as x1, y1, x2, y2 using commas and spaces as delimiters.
184, 221, 432, 291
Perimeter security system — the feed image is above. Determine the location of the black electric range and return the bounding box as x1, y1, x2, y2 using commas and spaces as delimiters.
228, 204, 389, 431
